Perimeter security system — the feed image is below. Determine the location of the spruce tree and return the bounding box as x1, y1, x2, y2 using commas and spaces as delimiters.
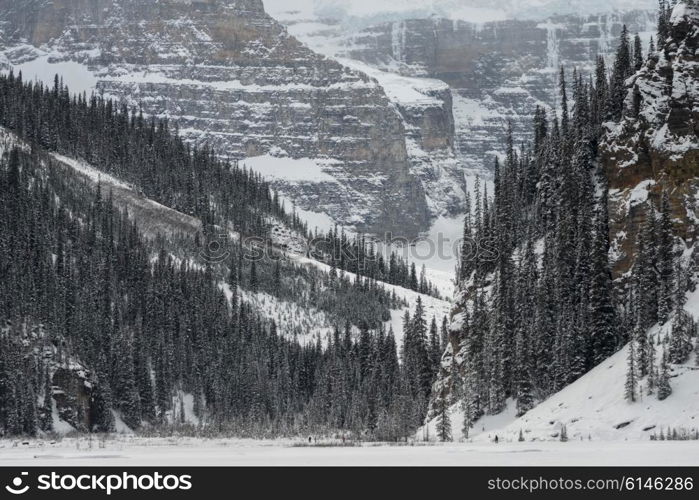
590, 187, 618, 364
249, 259, 258, 293
634, 208, 660, 330
634, 315, 649, 377
647, 335, 657, 395
435, 392, 452, 442
657, 192, 675, 324
633, 33, 644, 71
40, 368, 54, 433
625, 342, 637, 402
608, 25, 632, 121
669, 308, 693, 364
657, 349, 672, 401
429, 316, 442, 377
657, 0, 669, 49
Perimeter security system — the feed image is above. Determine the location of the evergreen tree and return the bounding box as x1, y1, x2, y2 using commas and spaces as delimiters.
634, 33, 644, 71
669, 308, 693, 364
634, 208, 660, 330
657, 192, 676, 324
249, 259, 258, 293
590, 185, 618, 364
435, 392, 452, 442
657, 349, 673, 401
460, 387, 473, 441
428, 316, 442, 377
608, 25, 633, 121
647, 335, 658, 395
625, 342, 637, 402
657, 0, 670, 49
40, 368, 54, 433
91, 377, 116, 433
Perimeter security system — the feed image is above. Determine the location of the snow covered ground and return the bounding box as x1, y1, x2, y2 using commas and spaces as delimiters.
1, 437, 697, 466
422, 318, 699, 445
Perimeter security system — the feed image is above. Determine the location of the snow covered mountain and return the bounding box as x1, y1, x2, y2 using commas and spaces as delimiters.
267, 1, 656, 217
1, 0, 696, 448
0, 0, 660, 243
603, 2, 699, 278
422, 1, 699, 444
0, 0, 431, 238
0, 122, 453, 433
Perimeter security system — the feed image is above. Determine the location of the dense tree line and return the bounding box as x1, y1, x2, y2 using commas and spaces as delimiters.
449, 15, 694, 438
317, 227, 442, 298
0, 143, 446, 438
0, 73, 289, 238
0, 71, 439, 298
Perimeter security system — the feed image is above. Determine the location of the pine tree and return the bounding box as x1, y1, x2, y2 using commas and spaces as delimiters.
669, 308, 693, 364
657, 0, 670, 49
608, 25, 632, 121
559, 67, 570, 134
634, 208, 660, 330
657, 349, 672, 401
91, 375, 116, 433
590, 187, 618, 364
409, 263, 418, 291
228, 253, 239, 312
625, 342, 637, 402
435, 392, 452, 442
40, 368, 53, 433
633, 33, 644, 71
249, 259, 258, 293
460, 391, 473, 441
440, 316, 449, 351
657, 192, 675, 324
647, 336, 657, 395
634, 315, 649, 377
273, 259, 282, 293
428, 316, 442, 377
593, 56, 608, 130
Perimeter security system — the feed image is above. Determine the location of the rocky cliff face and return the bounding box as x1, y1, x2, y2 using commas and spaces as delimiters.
602, 3, 699, 278
425, 3, 698, 428
330, 11, 657, 174
273, 8, 656, 217
2, 321, 94, 433
0, 0, 430, 237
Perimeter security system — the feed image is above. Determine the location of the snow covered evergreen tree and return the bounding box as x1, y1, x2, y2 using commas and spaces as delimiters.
435, 392, 452, 442
625, 342, 637, 402
657, 349, 673, 401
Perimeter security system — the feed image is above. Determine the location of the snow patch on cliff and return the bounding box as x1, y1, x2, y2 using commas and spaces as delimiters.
244, 154, 341, 184
0, 47, 98, 96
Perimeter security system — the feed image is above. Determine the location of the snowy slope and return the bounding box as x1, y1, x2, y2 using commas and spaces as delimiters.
491, 344, 698, 442
5, 127, 453, 353
423, 316, 699, 443
245, 152, 465, 300
286, 252, 453, 350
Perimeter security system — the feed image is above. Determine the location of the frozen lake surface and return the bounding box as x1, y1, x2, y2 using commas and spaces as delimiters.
0, 438, 697, 466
